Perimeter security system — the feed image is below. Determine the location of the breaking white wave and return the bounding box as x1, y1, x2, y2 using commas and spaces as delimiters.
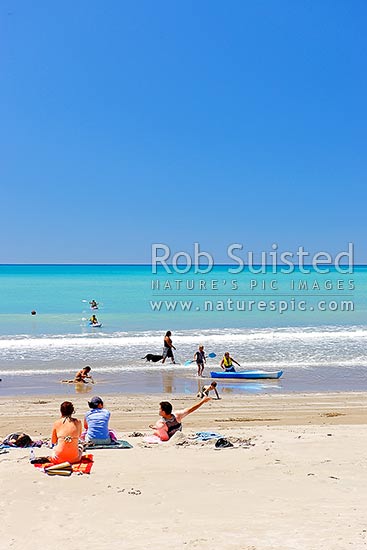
0, 325, 366, 375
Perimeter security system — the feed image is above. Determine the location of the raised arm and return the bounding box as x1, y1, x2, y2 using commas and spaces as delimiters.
176, 396, 211, 421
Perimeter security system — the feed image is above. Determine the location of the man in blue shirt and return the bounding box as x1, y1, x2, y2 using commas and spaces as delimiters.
84, 396, 111, 444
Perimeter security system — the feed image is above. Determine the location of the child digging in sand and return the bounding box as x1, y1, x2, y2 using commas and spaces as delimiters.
197, 381, 220, 399
62, 366, 94, 384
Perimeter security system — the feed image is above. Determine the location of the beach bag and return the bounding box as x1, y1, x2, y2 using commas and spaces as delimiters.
215, 438, 233, 448
3, 433, 33, 447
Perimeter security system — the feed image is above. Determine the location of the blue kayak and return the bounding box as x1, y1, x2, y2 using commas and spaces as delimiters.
210, 370, 283, 380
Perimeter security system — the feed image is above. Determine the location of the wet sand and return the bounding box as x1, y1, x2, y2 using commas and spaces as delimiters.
3, 363, 367, 398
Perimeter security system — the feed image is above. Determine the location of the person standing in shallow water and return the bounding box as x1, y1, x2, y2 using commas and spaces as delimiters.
162, 330, 176, 364
194, 345, 206, 377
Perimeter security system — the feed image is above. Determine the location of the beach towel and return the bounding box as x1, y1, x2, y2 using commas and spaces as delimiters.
33, 454, 94, 474
195, 431, 222, 441
84, 439, 132, 450
143, 435, 164, 444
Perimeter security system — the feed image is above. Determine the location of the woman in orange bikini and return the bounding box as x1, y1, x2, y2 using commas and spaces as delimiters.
51, 401, 83, 464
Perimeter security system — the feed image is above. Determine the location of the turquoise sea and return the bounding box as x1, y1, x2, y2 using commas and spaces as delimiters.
0, 264, 366, 396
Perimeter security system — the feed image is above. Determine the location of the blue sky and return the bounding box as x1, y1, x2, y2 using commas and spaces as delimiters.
1, 1, 366, 263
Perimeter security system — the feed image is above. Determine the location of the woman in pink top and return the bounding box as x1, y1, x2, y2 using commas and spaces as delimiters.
51, 401, 82, 464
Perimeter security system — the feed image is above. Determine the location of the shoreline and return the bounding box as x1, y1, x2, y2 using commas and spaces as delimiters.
3, 362, 367, 398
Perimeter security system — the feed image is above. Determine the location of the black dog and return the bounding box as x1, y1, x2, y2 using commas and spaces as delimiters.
142, 354, 163, 363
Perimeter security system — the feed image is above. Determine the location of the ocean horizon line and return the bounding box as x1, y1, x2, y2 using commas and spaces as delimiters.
0, 263, 366, 268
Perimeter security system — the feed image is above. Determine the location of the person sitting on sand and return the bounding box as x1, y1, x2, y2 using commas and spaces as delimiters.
51, 401, 83, 464
75, 366, 94, 383
197, 381, 220, 399
62, 366, 94, 384
194, 345, 206, 377
83, 396, 113, 445
220, 352, 241, 372
149, 396, 211, 441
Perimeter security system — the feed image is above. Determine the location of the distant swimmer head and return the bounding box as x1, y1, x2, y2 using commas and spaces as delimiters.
31, 310, 37, 315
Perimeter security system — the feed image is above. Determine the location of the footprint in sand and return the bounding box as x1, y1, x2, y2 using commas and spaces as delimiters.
128, 488, 141, 495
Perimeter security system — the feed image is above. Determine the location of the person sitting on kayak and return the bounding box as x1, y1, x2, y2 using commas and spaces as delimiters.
90, 314, 99, 325
89, 299, 98, 309
220, 352, 241, 372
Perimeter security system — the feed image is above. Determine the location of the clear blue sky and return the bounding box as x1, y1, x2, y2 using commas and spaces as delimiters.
1, 1, 366, 263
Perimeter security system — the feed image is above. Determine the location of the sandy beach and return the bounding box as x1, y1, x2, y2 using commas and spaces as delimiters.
1, 391, 367, 550
3, 0, 367, 548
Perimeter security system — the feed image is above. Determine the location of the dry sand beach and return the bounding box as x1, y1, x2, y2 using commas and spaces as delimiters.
1, 392, 367, 550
